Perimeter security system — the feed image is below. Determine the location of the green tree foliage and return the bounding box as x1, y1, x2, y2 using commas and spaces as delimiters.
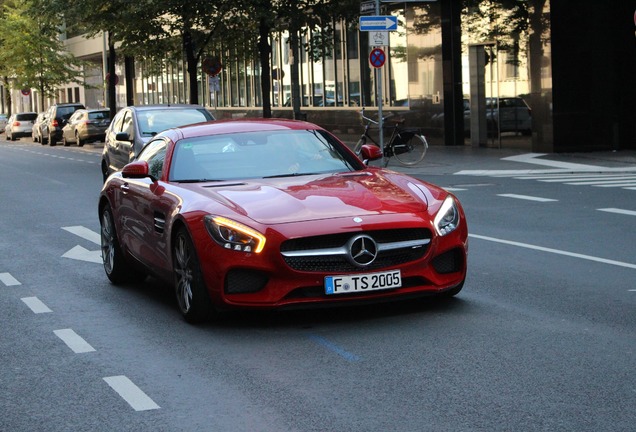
248, 0, 360, 117
0, 0, 84, 113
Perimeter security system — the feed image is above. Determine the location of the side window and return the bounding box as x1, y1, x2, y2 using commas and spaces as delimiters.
137, 139, 167, 179
110, 110, 125, 133
69, 111, 83, 122
121, 111, 134, 136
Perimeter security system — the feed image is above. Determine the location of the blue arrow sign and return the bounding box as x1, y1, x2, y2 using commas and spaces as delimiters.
359, 16, 398, 31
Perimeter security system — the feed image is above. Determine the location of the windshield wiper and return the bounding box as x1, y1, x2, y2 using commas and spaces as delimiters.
174, 179, 223, 183
262, 172, 320, 179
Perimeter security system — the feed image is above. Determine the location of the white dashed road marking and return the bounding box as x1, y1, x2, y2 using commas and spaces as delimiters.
54, 329, 96, 354
21, 297, 53, 313
103, 376, 160, 411
497, 194, 558, 202
597, 208, 636, 217
0, 272, 21, 286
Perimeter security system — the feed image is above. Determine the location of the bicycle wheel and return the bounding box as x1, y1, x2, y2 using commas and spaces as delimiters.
392, 132, 428, 166
353, 136, 366, 155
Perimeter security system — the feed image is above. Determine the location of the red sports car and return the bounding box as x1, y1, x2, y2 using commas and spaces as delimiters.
98, 119, 468, 323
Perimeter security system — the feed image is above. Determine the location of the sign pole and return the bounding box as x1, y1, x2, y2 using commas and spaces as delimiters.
375, 0, 385, 166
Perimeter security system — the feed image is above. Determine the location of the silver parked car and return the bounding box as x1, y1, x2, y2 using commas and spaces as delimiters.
0, 114, 7, 133
61, 108, 111, 147
5, 112, 38, 141
101, 104, 214, 181
32, 113, 48, 143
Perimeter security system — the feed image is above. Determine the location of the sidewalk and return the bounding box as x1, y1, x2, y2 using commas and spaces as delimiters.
376, 145, 636, 176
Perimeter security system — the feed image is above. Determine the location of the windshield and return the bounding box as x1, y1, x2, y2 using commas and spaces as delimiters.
170, 129, 359, 182
137, 109, 211, 137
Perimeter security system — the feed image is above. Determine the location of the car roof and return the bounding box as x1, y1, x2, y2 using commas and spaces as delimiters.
162, 118, 322, 140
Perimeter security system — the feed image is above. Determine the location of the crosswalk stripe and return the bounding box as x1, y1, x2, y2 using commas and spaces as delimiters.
458, 171, 636, 190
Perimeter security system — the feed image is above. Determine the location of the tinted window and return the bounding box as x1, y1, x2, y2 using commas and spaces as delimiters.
16, 113, 37, 121
88, 111, 109, 120
56, 106, 82, 119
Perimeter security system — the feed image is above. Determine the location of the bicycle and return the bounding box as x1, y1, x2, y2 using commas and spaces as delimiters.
353, 107, 428, 167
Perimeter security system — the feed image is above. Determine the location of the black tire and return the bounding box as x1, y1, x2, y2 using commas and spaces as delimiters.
100, 205, 145, 284
173, 227, 214, 323
49, 133, 56, 146
392, 132, 427, 166
62, 134, 70, 146
76, 132, 84, 147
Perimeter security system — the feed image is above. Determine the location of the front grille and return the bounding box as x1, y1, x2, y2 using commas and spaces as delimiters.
281, 228, 431, 273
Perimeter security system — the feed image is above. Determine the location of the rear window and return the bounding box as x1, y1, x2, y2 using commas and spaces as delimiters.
56, 106, 84, 119
88, 111, 110, 120
16, 113, 37, 121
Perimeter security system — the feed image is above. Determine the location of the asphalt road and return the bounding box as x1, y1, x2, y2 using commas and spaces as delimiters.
1, 138, 635, 431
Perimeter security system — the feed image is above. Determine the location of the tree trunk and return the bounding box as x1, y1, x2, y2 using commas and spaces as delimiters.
108, 36, 117, 119
183, 31, 199, 105
289, 28, 302, 119
2, 77, 12, 116
258, 17, 272, 118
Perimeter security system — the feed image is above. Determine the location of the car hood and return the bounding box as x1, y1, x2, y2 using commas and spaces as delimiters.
183, 170, 436, 225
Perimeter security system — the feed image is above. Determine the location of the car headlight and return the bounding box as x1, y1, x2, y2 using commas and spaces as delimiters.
204, 215, 266, 253
434, 196, 460, 236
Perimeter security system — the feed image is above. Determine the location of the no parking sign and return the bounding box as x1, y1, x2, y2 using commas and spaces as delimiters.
369, 48, 386, 68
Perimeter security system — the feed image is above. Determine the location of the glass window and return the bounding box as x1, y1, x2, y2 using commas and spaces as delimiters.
121, 111, 134, 136
137, 139, 167, 179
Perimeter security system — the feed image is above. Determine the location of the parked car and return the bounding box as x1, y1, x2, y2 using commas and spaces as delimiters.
464, 97, 532, 136
101, 104, 214, 181
4, 112, 38, 141
61, 108, 110, 147
0, 114, 7, 133
31, 113, 48, 143
98, 118, 468, 323
42, 103, 86, 145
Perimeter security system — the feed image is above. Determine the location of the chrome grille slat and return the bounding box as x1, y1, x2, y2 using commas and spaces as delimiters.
280, 228, 431, 272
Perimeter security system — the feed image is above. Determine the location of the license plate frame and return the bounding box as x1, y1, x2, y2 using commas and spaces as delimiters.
325, 270, 401, 295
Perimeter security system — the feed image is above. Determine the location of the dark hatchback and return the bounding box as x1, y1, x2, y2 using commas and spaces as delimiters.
42, 103, 86, 145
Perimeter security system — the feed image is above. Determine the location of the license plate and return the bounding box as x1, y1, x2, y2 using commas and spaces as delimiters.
325, 270, 401, 295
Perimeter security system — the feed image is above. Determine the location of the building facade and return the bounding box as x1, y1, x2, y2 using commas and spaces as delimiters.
3, 0, 634, 152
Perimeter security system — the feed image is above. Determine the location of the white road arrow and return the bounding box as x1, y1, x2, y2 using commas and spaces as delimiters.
62, 245, 103, 263
62, 226, 102, 264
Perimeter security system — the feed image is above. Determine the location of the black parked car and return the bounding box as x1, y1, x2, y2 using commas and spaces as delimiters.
42, 103, 85, 145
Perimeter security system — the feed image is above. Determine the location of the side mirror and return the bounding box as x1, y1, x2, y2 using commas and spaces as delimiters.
360, 144, 383, 162
115, 131, 131, 142
122, 161, 150, 179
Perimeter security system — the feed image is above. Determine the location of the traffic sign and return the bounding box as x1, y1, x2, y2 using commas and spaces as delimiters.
369, 48, 386, 68
359, 16, 398, 32
202, 57, 223, 77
